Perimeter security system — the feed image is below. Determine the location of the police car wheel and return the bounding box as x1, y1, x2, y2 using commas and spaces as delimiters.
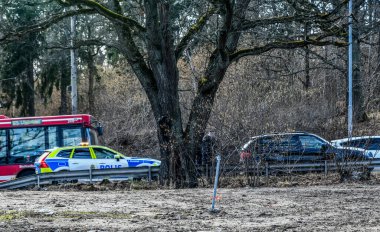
17, 169, 35, 178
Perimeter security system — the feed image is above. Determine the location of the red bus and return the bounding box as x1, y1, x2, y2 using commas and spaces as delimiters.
0, 114, 103, 182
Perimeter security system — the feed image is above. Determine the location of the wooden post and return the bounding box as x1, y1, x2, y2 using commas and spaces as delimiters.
265, 162, 269, 185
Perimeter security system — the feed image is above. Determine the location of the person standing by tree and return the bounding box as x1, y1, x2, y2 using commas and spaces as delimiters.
201, 131, 217, 181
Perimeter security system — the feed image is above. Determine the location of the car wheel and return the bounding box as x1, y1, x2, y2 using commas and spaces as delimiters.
17, 169, 35, 178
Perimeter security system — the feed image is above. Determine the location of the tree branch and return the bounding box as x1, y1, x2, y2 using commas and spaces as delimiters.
242, 0, 348, 33
45, 39, 108, 50
57, 0, 145, 32
0, 9, 95, 45
307, 49, 345, 74
230, 38, 347, 62
175, 7, 216, 61
241, 14, 343, 31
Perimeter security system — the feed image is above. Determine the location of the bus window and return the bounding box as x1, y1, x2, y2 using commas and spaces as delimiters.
9, 127, 45, 164
88, 128, 99, 145
0, 130, 6, 164
62, 127, 82, 146
47, 126, 59, 148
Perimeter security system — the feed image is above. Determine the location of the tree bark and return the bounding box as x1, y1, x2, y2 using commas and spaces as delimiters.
304, 23, 310, 90
143, 0, 197, 187
352, 2, 366, 122
87, 48, 96, 114
59, 60, 69, 115
26, 54, 35, 116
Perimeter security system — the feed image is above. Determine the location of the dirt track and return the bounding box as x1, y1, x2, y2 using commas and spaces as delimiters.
0, 183, 380, 231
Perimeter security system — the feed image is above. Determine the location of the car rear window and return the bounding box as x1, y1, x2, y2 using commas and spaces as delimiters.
341, 138, 380, 150
368, 138, 380, 150
341, 139, 365, 148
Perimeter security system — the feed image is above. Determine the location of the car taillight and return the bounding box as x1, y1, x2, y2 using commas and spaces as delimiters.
38, 152, 50, 168
240, 151, 252, 161
39, 160, 49, 168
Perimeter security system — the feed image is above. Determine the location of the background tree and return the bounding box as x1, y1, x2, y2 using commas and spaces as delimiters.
1, 0, 378, 188
0, 2, 44, 116
54, 0, 349, 187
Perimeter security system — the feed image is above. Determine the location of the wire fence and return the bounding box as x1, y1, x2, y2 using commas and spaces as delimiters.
198, 158, 380, 185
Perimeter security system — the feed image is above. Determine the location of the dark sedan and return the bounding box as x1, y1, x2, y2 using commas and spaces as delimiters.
240, 132, 368, 163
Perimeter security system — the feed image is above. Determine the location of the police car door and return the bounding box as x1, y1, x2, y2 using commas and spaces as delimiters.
91, 147, 127, 169
69, 148, 94, 171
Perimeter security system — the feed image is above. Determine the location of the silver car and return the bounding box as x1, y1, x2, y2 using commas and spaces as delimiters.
332, 136, 380, 159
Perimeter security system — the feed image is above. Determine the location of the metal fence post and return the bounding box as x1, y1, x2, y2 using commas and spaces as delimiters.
324, 160, 328, 177
89, 165, 95, 184
37, 174, 40, 188
211, 155, 221, 212
148, 166, 152, 182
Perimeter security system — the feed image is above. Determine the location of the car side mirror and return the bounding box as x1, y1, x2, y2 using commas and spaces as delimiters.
320, 144, 328, 153
114, 154, 121, 161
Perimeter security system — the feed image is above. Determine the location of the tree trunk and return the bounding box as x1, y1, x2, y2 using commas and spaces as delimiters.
26, 55, 35, 116
87, 48, 96, 114
324, 48, 338, 114
184, 0, 251, 186
59, 61, 69, 115
144, 0, 197, 188
86, 25, 96, 114
112, 0, 249, 188
304, 23, 310, 90
352, 0, 366, 122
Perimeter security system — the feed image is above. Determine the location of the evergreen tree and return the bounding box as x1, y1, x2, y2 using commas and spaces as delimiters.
0, 3, 44, 116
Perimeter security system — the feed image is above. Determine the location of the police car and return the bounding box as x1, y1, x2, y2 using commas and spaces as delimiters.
34, 144, 161, 174
332, 136, 380, 159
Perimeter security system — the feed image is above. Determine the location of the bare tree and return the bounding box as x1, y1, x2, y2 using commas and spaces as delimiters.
0, 0, 357, 187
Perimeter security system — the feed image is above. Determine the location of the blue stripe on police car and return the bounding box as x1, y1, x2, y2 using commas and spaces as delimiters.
45, 159, 69, 171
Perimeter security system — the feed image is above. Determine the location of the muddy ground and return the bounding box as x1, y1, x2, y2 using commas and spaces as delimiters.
0, 178, 380, 232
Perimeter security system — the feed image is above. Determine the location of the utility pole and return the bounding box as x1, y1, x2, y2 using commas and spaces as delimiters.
348, 0, 353, 137
70, 15, 78, 114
